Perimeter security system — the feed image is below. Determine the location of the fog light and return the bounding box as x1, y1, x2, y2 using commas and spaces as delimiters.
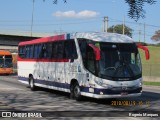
100, 92, 103, 95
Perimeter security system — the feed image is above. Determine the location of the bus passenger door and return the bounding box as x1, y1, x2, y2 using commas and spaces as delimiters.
64, 40, 80, 86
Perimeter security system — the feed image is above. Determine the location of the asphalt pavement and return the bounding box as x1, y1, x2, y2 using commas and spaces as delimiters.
143, 85, 160, 94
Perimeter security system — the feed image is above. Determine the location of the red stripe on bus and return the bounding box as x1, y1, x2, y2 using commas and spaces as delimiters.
19, 35, 65, 46
18, 58, 69, 62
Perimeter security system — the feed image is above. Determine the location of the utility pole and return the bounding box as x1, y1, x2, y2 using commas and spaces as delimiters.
144, 23, 146, 43
123, 16, 125, 35
113, 25, 115, 33
139, 30, 141, 42
31, 0, 35, 37
103, 16, 108, 32
139, 23, 141, 42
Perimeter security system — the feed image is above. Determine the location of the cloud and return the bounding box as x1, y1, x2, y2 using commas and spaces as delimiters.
53, 10, 99, 18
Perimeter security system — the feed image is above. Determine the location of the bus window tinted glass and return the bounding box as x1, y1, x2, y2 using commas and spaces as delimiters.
34, 44, 42, 58
64, 40, 77, 59
26, 45, 33, 58
52, 41, 64, 59
29, 45, 33, 58
41, 43, 52, 58
19, 46, 25, 58
5, 55, 12, 67
34, 45, 38, 58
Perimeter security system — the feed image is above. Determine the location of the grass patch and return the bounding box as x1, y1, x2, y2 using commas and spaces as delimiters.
139, 46, 160, 64
139, 46, 160, 76
143, 81, 160, 86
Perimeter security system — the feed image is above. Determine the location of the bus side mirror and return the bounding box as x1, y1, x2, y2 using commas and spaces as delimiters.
88, 44, 100, 61
137, 45, 150, 60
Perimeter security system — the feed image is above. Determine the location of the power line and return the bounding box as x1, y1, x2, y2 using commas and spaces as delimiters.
109, 17, 160, 28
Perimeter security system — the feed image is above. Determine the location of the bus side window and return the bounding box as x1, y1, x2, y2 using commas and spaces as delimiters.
78, 40, 87, 65
57, 41, 64, 59
25, 45, 33, 59
37, 44, 42, 58
25, 46, 30, 58
42, 43, 52, 58
19, 46, 25, 58
52, 42, 56, 59
0, 55, 2, 63
52, 41, 64, 59
86, 45, 96, 74
40, 43, 52, 59
64, 40, 78, 59
41, 44, 47, 58
29, 45, 33, 58
34, 44, 38, 58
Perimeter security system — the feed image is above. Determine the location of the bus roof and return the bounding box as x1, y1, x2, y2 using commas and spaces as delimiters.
19, 32, 134, 46
0, 50, 11, 55
72, 32, 133, 43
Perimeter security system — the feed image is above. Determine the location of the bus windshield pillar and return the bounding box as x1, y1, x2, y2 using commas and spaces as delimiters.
88, 44, 100, 61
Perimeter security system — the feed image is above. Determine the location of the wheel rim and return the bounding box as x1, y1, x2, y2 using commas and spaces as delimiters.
74, 85, 80, 97
30, 78, 34, 88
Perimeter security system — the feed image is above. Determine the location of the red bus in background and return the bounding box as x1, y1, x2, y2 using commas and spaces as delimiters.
0, 50, 13, 75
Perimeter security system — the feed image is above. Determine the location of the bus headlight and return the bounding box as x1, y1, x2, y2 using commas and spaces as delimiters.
135, 80, 142, 88
95, 80, 113, 89
139, 81, 142, 87
95, 79, 103, 86
139, 78, 142, 87
102, 84, 113, 89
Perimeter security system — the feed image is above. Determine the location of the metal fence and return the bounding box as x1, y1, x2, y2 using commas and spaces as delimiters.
142, 64, 160, 81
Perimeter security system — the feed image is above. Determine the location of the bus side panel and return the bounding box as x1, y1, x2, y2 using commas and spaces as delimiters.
18, 61, 35, 84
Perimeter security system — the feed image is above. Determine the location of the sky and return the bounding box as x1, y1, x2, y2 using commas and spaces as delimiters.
0, 0, 160, 43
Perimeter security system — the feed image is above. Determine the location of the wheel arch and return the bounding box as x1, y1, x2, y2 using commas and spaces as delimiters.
70, 79, 79, 88
28, 74, 33, 84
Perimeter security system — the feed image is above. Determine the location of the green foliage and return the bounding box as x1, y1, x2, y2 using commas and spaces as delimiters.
125, 0, 156, 21
139, 46, 160, 77
143, 81, 160, 86
43, 0, 67, 4
107, 24, 133, 38
139, 46, 160, 64
48, 0, 157, 21
151, 30, 160, 41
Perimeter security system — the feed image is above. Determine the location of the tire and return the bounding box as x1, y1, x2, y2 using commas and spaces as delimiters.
70, 82, 81, 101
70, 84, 74, 99
29, 76, 36, 91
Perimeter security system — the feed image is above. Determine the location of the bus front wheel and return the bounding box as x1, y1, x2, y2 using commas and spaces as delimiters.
70, 82, 81, 101
29, 76, 36, 91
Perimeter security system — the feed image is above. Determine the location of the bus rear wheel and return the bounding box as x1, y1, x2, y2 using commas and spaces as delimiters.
29, 76, 36, 91
70, 82, 81, 101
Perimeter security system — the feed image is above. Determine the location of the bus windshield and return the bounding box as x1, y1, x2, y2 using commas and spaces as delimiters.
0, 55, 13, 68
98, 43, 142, 80
78, 39, 142, 81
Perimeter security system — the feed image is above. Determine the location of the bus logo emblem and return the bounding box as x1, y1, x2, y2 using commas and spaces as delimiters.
122, 86, 127, 90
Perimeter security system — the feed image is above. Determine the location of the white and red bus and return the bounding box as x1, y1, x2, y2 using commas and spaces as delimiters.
18, 32, 149, 100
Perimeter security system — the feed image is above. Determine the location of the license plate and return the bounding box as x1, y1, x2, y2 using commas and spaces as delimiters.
121, 92, 128, 95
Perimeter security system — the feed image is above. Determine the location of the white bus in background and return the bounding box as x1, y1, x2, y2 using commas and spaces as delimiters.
18, 32, 149, 100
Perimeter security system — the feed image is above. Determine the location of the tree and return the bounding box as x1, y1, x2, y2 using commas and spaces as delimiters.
107, 24, 133, 38
43, 0, 67, 4
125, 0, 156, 21
151, 30, 160, 41
47, 0, 156, 21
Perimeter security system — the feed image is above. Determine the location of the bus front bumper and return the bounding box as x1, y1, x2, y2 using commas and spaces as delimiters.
80, 87, 142, 99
